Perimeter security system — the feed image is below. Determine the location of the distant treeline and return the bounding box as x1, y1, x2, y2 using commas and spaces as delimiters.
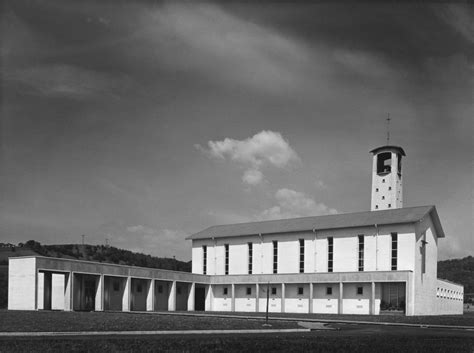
0, 240, 191, 272
437, 256, 474, 296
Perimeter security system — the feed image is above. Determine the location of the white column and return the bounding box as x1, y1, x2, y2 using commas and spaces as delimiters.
255, 283, 260, 312
37, 272, 45, 310
187, 282, 195, 311
309, 283, 313, 314
168, 281, 176, 311
122, 276, 131, 312
95, 275, 104, 311
371, 282, 376, 315
281, 283, 286, 313
64, 272, 73, 311
231, 283, 235, 312
146, 279, 154, 311
338, 282, 343, 314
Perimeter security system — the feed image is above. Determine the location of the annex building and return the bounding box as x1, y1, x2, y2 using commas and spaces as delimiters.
8, 145, 464, 315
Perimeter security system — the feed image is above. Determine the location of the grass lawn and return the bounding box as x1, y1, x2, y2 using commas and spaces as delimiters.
0, 310, 299, 332
0, 311, 473, 352
210, 310, 474, 326
1, 331, 473, 352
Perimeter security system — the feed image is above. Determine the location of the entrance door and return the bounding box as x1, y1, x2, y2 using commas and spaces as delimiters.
195, 286, 206, 311
83, 278, 96, 311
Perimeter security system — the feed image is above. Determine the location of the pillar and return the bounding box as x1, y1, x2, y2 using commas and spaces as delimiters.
231, 283, 235, 312
187, 282, 195, 311
95, 275, 104, 311
255, 283, 260, 312
64, 272, 73, 311
371, 282, 376, 315
338, 282, 343, 314
122, 276, 131, 312
147, 279, 155, 311
281, 283, 286, 313
309, 283, 313, 314
168, 281, 176, 311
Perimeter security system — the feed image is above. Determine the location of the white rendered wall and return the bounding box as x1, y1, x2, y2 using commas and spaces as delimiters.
285, 283, 310, 313
51, 273, 65, 310
191, 225, 417, 275
436, 279, 464, 315
234, 284, 256, 312
258, 284, 282, 313
342, 283, 372, 315
8, 258, 37, 310
212, 284, 232, 311
37, 272, 44, 310
312, 283, 339, 314
412, 215, 441, 315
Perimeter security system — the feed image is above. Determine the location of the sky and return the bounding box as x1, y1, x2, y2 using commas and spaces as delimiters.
1, 1, 472, 261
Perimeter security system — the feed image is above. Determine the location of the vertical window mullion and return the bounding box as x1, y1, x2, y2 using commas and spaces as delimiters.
273, 241, 278, 274
391, 232, 398, 270
299, 239, 304, 273
328, 237, 333, 272
224, 244, 229, 275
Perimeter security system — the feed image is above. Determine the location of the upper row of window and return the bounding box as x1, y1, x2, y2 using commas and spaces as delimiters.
202, 232, 399, 274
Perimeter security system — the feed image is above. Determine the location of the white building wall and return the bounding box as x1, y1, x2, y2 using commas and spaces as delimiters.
312, 283, 339, 314
342, 283, 372, 315
333, 236, 358, 272
191, 245, 203, 274
258, 284, 282, 312
37, 272, 44, 310
212, 284, 232, 311
8, 258, 37, 310
51, 273, 65, 310
315, 236, 328, 272
436, 279, 464, 315
285, 283, 310, 313
234, 284, 256, 312
413, 215, 441, 315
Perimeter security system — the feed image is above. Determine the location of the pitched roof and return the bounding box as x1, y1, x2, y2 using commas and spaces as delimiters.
186, 205, 444, 240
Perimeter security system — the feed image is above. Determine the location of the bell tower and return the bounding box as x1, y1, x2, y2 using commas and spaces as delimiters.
370, 145, 405, 211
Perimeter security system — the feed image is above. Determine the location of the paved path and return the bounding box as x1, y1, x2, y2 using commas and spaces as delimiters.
0, 328, 310, 337
140, 311, 474, 331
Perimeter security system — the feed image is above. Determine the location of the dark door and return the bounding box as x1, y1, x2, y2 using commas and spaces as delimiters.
195, 286, 205, 311
83, 278, 96, 311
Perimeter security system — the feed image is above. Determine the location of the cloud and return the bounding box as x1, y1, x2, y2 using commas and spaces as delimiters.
136, 3, 311, 95
196, 130, 299, 185
258, 188, 337, 221
4, 64, 131, 100
434, 4, 474, 43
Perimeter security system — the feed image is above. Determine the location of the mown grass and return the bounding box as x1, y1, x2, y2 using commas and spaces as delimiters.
213, 310, 474, 326
1, 333, 473, 353
0, 310, 299, 332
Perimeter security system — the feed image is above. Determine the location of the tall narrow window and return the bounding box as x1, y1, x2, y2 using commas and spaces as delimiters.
358, 235, 364, 271
202, 245, 207, 275
299, 239, 305, 273
224, 244, 229, 275
328, 237, 333, 272
248, 242, 253, 275
273, 241, 278, 274
391, 232, 398, 270
421, 233, 426, 274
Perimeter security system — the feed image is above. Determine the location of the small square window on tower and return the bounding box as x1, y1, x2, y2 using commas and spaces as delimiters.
375, 205, 378, 209
376, 188, 379, 192
382, 196, 385, 200
388, 186, 392, 190
382, 179, 385, 183
388, 204, 391, 208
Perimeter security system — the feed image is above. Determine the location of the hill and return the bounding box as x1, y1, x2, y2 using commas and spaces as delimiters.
437, 256, 474, 296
